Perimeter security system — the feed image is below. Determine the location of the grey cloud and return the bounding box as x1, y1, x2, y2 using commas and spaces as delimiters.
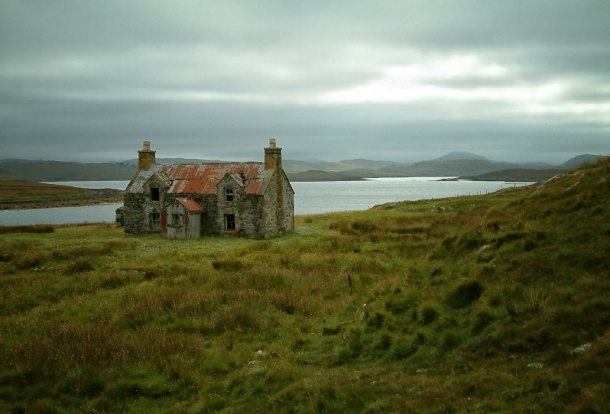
0, 0, 609, 164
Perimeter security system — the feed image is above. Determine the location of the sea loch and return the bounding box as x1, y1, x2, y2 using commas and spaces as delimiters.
0, 178, 531, 226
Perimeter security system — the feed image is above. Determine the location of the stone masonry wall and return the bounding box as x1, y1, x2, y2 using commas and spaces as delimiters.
124, 168, 293, 238
262, 171, 294, 237
123, 193, 147, 234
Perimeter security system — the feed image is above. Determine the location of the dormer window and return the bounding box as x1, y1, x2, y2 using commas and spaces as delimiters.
150, 187, 160, 201
225, 188, 234, 202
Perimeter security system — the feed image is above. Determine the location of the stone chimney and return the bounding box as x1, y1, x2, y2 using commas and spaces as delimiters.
138, 140, 156, 171
264, 138, 282, 170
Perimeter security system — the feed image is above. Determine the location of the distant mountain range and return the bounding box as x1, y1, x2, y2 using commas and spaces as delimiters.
0, 153, 607, 183
283, 152, 607, 181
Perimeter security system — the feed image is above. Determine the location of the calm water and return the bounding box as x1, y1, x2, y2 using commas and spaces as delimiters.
0, 178, 532, 226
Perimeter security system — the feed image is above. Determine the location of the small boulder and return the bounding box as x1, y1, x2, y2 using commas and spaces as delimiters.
570, 342, 592, 355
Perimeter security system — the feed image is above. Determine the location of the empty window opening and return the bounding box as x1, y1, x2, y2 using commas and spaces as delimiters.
150, 187, 160, 201
225, 214, 236, 231
172, 213, 181, 227
225, 188, 234, 202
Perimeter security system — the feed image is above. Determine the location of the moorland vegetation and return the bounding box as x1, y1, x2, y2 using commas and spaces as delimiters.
1, 159, 609, 413
0, 180, 122, 210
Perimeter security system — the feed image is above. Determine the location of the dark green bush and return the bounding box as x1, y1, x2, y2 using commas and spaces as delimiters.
472, 311, 495, 334
420, 306, 439, 325
13, 253, 45, 270
212, 258, 245, 271
458, 232, 485, 251
385, 292, 418, 314
0, 225, 54, 234
351, 220, 378, 233
366, 312, 385, 329
440, 331, 462, 351
322, 326, 341, 336
447, 280, 484, 309
374, 333, 392, 351
64, 259, 94, 274
495, 231, 526, 247
392, 339, 417, 360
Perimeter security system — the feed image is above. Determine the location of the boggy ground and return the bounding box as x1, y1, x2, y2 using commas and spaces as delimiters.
0, 160, 609, 413
0, 179, 122, 210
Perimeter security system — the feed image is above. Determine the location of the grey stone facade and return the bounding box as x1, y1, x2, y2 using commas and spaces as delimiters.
122, 139, 294, 238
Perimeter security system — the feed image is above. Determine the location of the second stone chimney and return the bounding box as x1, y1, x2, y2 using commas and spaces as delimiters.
264, 138, 282, 170
138, 140, 156, 171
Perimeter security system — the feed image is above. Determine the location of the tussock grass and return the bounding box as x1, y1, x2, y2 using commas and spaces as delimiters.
1, 160, 610, 412
0, 224, 54, 234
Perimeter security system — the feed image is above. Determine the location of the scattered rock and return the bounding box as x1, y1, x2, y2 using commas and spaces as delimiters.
477, 244, 491, 254
527, 363, 544, 369
570, 342, 592, 355
247, 360, 260, 366
256, 349, 267, 358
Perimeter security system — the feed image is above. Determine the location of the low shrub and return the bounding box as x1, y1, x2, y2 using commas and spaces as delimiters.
0, 225, 54, 234
392, 338, 418, 360
374, 333, 392, 351
212, 258, 245, 271
472, 310, 496, 334
494, 231, 526, 247
447, 280, 484, 309
366, 312, 385, 329
420, 306, 439, 325
440, 331, 462, 351
351, 220, 378, 233
385, 292, 418, 314
64, 259, 95, 274
12, 252, 45, 270
322, 326, 341, 336
457, 232, 485, 251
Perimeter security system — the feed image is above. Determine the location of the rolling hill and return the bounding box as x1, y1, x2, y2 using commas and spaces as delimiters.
0, 153, 607, 182
0, 159, 609, 412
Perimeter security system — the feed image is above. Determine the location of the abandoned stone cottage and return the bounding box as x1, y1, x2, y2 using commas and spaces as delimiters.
122, 139, 294, 239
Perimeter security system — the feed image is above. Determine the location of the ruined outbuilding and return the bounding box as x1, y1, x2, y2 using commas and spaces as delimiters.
122, 139, 294, 238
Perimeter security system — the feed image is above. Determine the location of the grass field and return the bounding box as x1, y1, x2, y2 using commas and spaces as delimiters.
1, 160, 609, 413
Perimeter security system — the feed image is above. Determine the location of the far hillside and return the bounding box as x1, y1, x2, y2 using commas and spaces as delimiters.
0, 153, 607, 182
0, 179, 122, 209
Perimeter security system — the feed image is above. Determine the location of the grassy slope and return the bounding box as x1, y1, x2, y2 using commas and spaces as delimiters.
0, 179, 123, 209
0, 160, 609, 413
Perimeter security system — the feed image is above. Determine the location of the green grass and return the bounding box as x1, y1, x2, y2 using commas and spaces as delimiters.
1, 160, 609, 413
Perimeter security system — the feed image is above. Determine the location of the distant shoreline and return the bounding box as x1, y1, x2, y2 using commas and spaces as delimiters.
0, 179, 123, 210
0, 196, 123, 210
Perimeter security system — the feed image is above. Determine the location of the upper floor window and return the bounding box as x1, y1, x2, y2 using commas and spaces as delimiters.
225, 188, 234, 202
150, 187, 160, 201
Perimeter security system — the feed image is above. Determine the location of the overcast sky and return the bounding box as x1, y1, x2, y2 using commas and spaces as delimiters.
1, 1, 609, 164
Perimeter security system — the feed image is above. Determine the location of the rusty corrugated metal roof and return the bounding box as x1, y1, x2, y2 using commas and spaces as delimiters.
176, 198, 203, 213
126, 162, 269, 195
